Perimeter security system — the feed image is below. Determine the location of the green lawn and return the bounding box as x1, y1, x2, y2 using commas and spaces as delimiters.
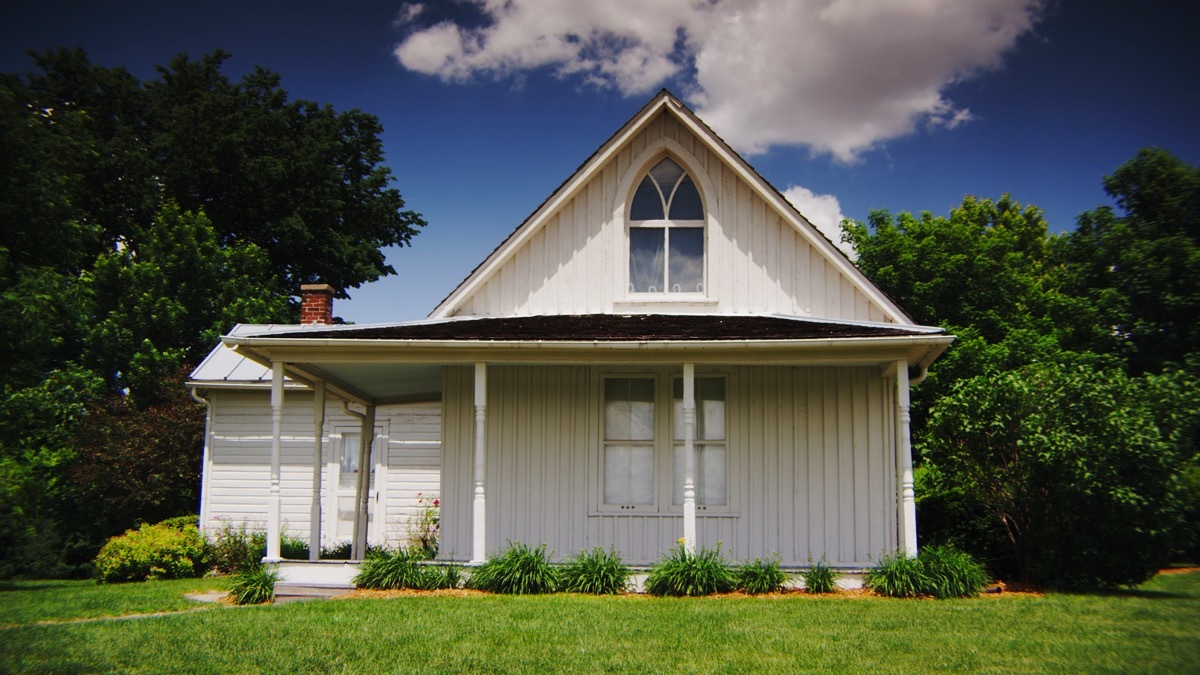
2, 573, 1198, 673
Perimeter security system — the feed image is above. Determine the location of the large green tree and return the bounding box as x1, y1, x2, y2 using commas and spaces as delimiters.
0, 48, 425, 576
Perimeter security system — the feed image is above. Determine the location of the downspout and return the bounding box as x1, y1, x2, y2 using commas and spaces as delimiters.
190, 388, 213, 535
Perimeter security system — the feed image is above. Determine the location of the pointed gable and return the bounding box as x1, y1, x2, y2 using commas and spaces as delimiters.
431, 91, 911, 325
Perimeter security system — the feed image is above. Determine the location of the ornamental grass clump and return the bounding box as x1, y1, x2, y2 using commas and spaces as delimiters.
802, 557, 838, 594
228, 563, 279, 605
645, 544, 736, 597
468, 542, 560, 595
736, 557, 787, 594
560, 547, 630, 595
865, 545, 991, 599
354, 548, 426, 590
918, 544, 991, 599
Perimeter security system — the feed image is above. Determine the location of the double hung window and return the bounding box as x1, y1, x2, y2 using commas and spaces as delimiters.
628, 158, 706, 294
602, 375, 727, 511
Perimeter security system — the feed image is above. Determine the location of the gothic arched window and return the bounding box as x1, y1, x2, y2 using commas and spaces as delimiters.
628, 158, 705, 294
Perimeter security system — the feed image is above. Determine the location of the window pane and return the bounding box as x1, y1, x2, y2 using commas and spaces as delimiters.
668, 227, 704, 293
649, 158, 684, 192
672, 377, 725, 441
605, 445, 654, 504
605, 378, 654, 441
669, 176, 704, 220
630, 176, 664, 220
673, 444, 727, 505
340, 433, 361, 489
630, 227, 664, 292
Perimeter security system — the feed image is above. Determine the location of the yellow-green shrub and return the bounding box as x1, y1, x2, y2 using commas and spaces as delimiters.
94, 521, 208, 583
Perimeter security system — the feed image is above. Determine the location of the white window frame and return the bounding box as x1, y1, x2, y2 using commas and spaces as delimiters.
594, 370, 734, 516
627, 156, 708, 297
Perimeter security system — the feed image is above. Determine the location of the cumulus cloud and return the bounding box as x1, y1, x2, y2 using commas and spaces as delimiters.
394, 0, 1042, 162
782, 185, 855, 258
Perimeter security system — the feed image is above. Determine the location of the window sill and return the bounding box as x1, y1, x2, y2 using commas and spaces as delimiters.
613, 296, 719, 312
589, 509, 739, 518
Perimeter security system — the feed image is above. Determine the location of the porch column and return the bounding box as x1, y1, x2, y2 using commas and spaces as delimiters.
896, 361, 918, 556
265, 361, 285, 563
682, 363, 697, 552
309, 380, 326, 561
353, 403, 376, 559
472, 362, 488, 563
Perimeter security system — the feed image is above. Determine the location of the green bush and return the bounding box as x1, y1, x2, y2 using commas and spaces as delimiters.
919, 544, 991, 598
645, 544, 736, 597
228, 563, 279, 604
736, 558, 786, 595
468, 542, 559, 595
281, 534, 309, 560
560, 547, 629, 595
207, 522, 266, 574
802, 557, 838, 594
157, 515, 199, 531
866, 546, 990, 598
321, 541, 353, 560
94, 521, 208, 583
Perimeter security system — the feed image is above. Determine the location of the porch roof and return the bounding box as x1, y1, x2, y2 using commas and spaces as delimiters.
212, 314, 953, 406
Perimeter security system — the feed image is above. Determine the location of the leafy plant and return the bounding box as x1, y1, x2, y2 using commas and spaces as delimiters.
228, 563, 279, 605
560, 547, 629, 595
865, 551, 929, 598
408, 493, 440, 559
354, 548, 426, 590
802, 557, 838, 594
644, 544, 736, 597
207, 521, 266, 575
736, 557, 786, 595
468, 542, 560, 595
280, 534, 309, 560
918, 544, 991, 598
94, 521, 208, 583
321, 541, 353, 560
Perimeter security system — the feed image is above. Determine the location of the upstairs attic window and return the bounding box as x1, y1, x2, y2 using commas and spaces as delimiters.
629, 158, 705, 294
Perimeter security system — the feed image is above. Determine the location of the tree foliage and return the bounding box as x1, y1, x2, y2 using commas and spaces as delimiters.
0, 48, 424, 577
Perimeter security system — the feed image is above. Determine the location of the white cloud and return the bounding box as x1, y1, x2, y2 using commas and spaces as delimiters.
782, 185, 855, 258
393, 0, 1042, 162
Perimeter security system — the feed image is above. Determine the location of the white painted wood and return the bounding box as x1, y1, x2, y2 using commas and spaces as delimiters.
472, 363, 488, 563
266, 362, 284, 562
682, 363, 696, 551
309, 380, 325, 561
440, 364, 898, 567
896, 361, 918, 555
437, 109, 904, 323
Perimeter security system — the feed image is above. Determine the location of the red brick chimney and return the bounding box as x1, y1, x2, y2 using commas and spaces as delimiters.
300, 284, 335, 325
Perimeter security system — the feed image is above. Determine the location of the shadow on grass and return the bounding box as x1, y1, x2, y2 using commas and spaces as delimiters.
0, 582, 61, 592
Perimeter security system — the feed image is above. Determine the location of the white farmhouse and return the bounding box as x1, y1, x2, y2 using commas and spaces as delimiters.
189, 90, 952, 580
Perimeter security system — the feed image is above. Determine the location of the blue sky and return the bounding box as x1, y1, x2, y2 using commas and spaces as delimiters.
4, 1, 1197, 324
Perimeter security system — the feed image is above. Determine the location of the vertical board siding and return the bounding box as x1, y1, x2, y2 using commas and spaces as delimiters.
440, 365, 898, 567
203, 390, 441, 551
450, 112, 892, 323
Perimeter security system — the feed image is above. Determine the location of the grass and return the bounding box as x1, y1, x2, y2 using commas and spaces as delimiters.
1, 573, 1198, 672
0, 577, 228, 626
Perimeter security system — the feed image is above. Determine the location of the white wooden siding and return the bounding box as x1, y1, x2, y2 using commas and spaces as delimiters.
441, 364, 898, 567
201, 390, 441, 550
453, 112, 891, 322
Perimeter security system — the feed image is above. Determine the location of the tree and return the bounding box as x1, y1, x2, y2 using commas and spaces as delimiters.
1053, 148, 1200, 374
923, 363, 1194, 588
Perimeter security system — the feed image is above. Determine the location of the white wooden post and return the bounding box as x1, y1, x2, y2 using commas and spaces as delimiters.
682, 363, 697, 553
353, 404, 376, 559
896, 360, 918, 556
265, 361, 284, 563
309, 380, 325, 561
472, 362, 488, 563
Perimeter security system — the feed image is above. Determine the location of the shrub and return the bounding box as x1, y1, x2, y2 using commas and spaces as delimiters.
865, 546, 991, 598
158, 515, 199, 531
736, 557, 786, 595
94, 521, 208, 583
281, 534, 309, 560
321, 541, 353, 560
228, 563, 279, 604
865, 551, 929, 598
802, 557, 838, 594
645, 544, 736, 597
468, 542, 559, 594
560, 547, 629, 595
207, 522, 266, 574
919, 544, 991, 599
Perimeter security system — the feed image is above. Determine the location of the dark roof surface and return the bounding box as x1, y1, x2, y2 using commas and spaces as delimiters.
261, 314, 940, 342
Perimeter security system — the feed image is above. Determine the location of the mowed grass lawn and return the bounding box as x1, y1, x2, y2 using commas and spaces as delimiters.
2, 573, 1198, 673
